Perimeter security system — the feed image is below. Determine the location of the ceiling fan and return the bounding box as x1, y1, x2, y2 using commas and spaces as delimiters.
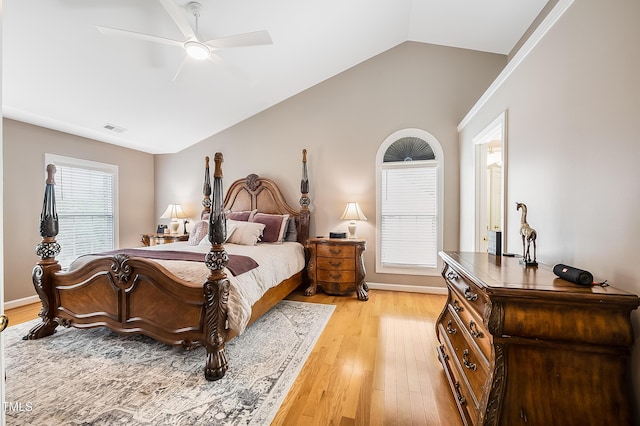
97, 0, 272, 80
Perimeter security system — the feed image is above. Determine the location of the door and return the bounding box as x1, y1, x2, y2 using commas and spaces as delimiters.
473, 112, 507, 253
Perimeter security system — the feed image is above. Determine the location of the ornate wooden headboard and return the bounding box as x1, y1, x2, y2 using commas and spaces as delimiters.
201, 150, 310, 245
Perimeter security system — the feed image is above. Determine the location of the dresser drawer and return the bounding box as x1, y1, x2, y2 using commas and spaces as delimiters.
449, 292, 492, 362
444, 265, 488, 319
317, 244, 355, 258
317, 257, 355, 270
437, 344, 476, 426
440, 307, 489, 408
317, 269, 355, 283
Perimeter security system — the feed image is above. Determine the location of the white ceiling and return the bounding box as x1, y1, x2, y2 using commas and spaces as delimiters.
3, 0, 547, 154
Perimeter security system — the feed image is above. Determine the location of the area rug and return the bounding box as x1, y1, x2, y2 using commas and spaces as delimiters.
4, 300, 334, 425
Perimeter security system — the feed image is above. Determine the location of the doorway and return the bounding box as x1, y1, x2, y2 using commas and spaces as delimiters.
473, 112, 507, 253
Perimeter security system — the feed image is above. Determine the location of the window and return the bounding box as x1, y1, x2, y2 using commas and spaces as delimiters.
376, 129, 443, 275
45, 154, 118, 268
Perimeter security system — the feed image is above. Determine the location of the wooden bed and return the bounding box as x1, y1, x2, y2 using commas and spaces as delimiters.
25, 150, 311, 381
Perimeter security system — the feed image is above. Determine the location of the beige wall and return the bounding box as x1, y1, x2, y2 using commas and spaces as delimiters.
459, 0, 640, 413
3, 119, 155, 302
155, 41, 506, 288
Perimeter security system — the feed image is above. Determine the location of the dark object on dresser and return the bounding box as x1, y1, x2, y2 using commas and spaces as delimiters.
436, 251, 639, 426
552, 263, 594, 286
329, 232, 347, 239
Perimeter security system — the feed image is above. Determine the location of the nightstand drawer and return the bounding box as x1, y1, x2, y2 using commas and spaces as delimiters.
317, 269, 355, 283
317, 244, 355, 258
317, 257, 355, 270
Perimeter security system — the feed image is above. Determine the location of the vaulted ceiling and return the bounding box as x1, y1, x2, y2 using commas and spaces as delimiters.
3, 0, 547, 154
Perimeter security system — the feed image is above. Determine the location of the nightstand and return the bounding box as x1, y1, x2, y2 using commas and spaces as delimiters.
305, 238, 368, 301
141, 233, 188, 246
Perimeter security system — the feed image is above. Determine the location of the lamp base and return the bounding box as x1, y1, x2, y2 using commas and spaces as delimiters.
169, 221, 180, 234
347, 222, 357, 239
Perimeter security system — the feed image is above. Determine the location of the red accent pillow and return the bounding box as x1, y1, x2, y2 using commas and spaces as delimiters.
251, 213, 289, 243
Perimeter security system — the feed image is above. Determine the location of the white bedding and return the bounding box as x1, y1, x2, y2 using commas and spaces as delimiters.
73, 241, 305, 335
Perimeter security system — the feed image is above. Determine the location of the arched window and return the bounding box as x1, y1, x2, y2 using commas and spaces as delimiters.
376, 129, 443, 275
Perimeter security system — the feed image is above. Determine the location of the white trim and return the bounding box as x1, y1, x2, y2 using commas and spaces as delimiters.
4, 295, 40, 310
457, 0, 575, 131
367, 282, 448, 295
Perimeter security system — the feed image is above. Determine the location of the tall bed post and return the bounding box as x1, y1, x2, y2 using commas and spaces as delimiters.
299, 149, 311, 244
202, 153, 230, 381
25, 164, 63, 340
202, 156, 212, 217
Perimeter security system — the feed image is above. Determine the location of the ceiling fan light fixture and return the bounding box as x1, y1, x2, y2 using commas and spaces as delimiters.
185, 41, 209, 60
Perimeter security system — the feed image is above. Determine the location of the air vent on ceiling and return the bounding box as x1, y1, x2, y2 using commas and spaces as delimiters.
103, 123, 127, 133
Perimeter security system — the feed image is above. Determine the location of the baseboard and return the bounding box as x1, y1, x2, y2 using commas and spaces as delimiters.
4, 295, 40, 311
367, 282, 448, 295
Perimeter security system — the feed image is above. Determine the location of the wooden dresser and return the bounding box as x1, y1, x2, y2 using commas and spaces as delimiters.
436, 251, 639, 426
306, 238, 368, 301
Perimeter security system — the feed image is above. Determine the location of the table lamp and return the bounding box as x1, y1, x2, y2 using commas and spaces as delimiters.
340, 202, 367, 239
160, 204, 187, 234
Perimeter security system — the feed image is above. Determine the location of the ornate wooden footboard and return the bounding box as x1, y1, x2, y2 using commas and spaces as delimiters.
25, 151, 311, 381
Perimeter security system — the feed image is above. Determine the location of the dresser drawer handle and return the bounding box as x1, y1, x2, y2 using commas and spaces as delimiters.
446, 270, 459, 281
464, 287, 478, 302
469, 320, 484, 338
329, 248, 342, 255
329, 272, 342, 280
454, 382, 466, 405
329, 261, 342, 267
462, 349, 477, 371
446, 320, 457, 334
452, 300, 463, 312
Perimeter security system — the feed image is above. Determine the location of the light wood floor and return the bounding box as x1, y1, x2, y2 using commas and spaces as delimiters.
6, 289, 462, 426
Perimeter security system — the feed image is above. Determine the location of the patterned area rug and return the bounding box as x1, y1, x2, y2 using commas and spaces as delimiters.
4, 300, 334, 425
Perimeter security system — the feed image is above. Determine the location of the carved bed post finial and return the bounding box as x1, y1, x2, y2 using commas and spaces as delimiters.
203, 152, 230, 380
202, 156, 212, 216
26, 163, 62, 340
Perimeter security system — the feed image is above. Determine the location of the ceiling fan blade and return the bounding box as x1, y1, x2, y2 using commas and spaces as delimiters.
97, 26, 183, 47
205, 30, 272, 49
159, 0, 196, 40
172, 56, 188, 82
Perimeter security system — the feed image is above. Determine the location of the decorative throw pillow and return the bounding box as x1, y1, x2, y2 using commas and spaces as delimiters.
284, 217, 298, 242
198, 223, 237, 245
225, 220, 265, 245
251, 213, 289, 243
188, 220, 209, 245
225, 209, 257, 222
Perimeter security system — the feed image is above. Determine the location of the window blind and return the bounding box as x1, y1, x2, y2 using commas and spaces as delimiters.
53, 163, 115, 268
380, 164, 437, 268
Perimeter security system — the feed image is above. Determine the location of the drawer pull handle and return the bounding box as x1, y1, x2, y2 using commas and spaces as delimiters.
469, 321, 484, 338
446, 270, 459, 280
329, 248, 341, 255
452, 300, 463, 312
454, 382, 466, 405
464, 287, 478, 302
446, 320, 457, 334
329, 262, 341, 267
462, 349, 477, 371
329, 273, 342, 280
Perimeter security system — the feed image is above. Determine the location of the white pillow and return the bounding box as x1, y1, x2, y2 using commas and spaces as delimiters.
225, 220, 265, 246
188, 220, 209, 245
198, 223, 238, 245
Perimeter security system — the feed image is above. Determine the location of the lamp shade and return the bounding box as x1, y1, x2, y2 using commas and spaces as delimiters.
341, 202, 367, 221
160, 204, 187, 220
